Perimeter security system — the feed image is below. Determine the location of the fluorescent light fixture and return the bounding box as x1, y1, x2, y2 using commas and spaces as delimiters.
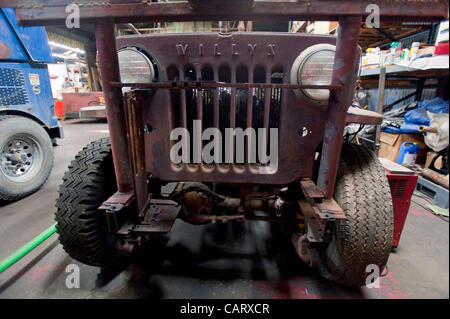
48, 41, 85, 54
52, 53, 77, 59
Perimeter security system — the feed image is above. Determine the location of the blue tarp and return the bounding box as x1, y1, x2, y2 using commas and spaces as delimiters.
382, 122, 423, 134
404, 108, 430, 126
382, 98, 449, 134
404, 97, 449, 126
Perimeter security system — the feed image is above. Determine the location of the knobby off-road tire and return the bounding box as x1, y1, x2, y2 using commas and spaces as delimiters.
55, 137, 126, 268
0, 115, 53, 202
319, 143, 394, 286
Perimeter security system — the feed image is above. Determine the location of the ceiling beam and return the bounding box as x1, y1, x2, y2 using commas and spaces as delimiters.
375, 27, 397, 42
0, 1, 446, 26
46, 26, 96, 48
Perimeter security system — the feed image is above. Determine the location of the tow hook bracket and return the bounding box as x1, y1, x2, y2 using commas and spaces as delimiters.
298, 199, 334, 243
99, 191, 135, 233
297, 179, 345, 245
297, 234, 322, 267
132, 199, 181, 233
300, 179, 345, 219
99, 191, 135, 210
295, 180, 347, 265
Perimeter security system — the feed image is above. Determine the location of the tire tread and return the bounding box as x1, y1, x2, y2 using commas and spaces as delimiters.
320, 143, 394, 286
55, 137, 123, 267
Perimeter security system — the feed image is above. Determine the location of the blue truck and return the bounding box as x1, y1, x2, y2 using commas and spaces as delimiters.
0, 8, 62, 202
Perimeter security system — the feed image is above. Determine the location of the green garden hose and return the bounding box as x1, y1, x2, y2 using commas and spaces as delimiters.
0, 223, 57, 273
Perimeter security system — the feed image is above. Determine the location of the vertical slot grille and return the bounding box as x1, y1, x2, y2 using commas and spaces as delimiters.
201, 66, 214, 132
185, 66, 197, 164
235, 65, 248, 132
169, 64, 282, 168
218, 65, 231, 162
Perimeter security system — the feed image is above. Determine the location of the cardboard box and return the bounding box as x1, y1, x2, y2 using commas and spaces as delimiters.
418, 45, 435, 56
379, 132, 428, 164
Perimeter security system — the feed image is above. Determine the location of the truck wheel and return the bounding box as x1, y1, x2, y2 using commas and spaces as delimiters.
319, 143, 393, 286
0, 115, 53, 202
55, 137, 126, 268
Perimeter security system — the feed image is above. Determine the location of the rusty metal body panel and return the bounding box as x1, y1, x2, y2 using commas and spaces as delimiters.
96, 21, 133, 193
317, 16, 362, 197
346, 106, 383, 125
2, 1, 447, 26
117, 32, 335, 184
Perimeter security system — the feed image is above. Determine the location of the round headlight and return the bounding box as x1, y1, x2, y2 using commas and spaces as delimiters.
118, 47, 155, 83
291, 44, 336, 102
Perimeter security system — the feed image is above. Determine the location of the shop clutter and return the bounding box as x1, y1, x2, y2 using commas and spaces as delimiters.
362, 21, 449, 69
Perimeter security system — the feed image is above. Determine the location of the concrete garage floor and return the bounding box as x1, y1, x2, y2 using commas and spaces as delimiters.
0, 119, 448, 299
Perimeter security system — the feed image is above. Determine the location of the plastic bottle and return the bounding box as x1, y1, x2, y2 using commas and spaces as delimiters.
374, 47, 382, 64
402, 48, 410, 62
395, 43, 403, 63
410, 42, 420, 59
386, 42, 398, 65
396, 142, 419, 165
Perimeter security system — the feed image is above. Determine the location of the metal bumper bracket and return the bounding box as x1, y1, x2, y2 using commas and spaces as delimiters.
298, 179, 346, 244
99, 191, 135, 233
132, 199, 181, 233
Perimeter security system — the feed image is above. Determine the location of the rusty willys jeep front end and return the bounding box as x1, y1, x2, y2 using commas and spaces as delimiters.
116, 32, 344, 185
108, 30, 365, 266
4, 0, 445, 286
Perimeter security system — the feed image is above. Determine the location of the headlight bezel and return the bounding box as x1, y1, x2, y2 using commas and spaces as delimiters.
290, 43, 336, 104
118, 46, 158, 84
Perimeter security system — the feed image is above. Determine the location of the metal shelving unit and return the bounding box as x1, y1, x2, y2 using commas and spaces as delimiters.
359, 54, 449, 151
